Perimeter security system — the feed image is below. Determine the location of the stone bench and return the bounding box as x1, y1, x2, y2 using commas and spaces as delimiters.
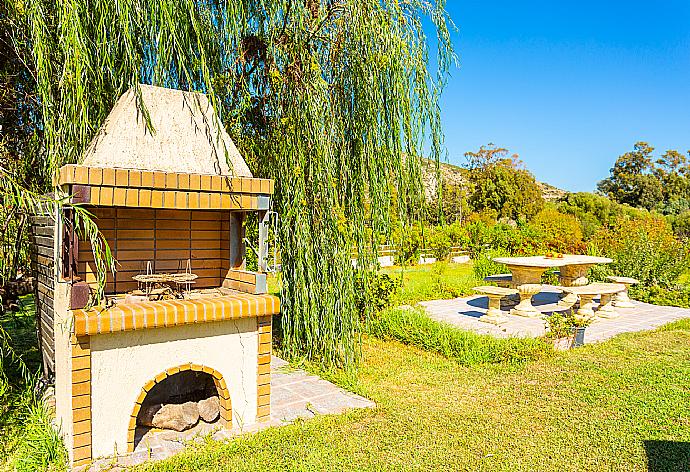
483, 274, 513, 288
473, 286, 519, 325
559, 282, 626, 321
606, 276, 639, 308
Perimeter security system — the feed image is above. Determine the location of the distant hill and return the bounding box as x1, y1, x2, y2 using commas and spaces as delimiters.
421, 160, 567, 202
538, 181, 568, 202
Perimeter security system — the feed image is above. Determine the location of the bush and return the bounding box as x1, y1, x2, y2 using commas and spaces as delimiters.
368, 307, 550, 365
556, 192, 651, 240
393, 225, 422, 265
467, 219, 555, 280
588, 216, 689, 286
669, 210, 690, 239
442, 221, 471, 248
472, 247, 510, 280
630, 284, 690, 309
464, 220, 544, 259
354, 272, 401, 317
528, 207, 585, 253
463, 220, 493, 257
426, 227, 452, 261
575, 212, 604, 240
545, 310, 590, 339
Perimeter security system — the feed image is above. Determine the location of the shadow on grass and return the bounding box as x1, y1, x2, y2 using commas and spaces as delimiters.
644, 440, 690, 472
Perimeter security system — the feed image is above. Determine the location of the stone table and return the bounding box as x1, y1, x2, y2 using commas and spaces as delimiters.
492, 255, 613, 316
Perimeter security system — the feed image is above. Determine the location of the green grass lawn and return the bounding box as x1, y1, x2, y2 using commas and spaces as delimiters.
268, 262, 480, 305
382, 262, 481, 304
138, 321, 690, 472
1, 297, 66, 472
3, 296, 690, 471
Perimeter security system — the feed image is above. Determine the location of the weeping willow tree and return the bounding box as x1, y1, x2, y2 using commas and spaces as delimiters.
15, 0, 453, 368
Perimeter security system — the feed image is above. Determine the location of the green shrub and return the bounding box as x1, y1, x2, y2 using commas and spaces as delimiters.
442, 221, 471, 248
426, 227, 453, 261
588, 216, 689, 286
528, 207, 585, 253
545, 310, 590, 339
464, 220, 546, 258
557, 192, 649, 231
575, 212, 603, 240
354, 272, 401, 317
393, 225, 422, 265
463, 220, 493, 257
669, 210, 690, 239
472, 247, 510, 280
630, 284, 690, 309
368, 307, 550, 365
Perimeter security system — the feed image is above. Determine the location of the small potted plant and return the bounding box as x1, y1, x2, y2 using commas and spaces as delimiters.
571, 316, 589, 347
546, 310, 590, 350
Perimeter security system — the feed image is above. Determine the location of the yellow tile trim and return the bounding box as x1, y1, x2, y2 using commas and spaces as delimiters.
71, 334, 92, 467
116, 168, 129, 187
257, 404, 271, 422
257, 315, 271, 422
69, 186, 265, 210
141, 171, 154, 187
57, 165, 274, 195
102, 168, 116, 186
72, 294, 280, 336
73, 444, 92, 462
73, 406, 91, 423
89, 167, 103, 186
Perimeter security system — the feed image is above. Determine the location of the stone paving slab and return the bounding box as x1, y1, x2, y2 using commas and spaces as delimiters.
419, 286, 690, 343
85, 356, 374, 471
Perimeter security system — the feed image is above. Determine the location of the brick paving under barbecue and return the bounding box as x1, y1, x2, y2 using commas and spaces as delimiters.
83, 357, 374, 470
419, 286, 690, 342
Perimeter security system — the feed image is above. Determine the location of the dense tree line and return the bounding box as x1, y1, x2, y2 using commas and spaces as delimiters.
598, 142, 689, 207
597, 142, 690, 238
427, 141, 690, 241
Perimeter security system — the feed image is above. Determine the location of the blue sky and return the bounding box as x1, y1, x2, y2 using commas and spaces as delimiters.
434, 1, 690, 192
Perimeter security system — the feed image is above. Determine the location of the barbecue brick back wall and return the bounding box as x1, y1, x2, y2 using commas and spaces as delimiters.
77, 208, 231, 294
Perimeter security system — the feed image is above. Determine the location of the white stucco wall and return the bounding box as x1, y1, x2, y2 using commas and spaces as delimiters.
89, 318, 258, 459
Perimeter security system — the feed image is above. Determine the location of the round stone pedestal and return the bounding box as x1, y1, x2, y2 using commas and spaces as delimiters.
596, 293, 620, 319
558, 264, 593, 308
510, 284, 543, 318
606, 276, 639, 309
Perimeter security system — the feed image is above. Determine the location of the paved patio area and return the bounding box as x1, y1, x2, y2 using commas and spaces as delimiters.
419, 286, 690, 343
86, 357, 374, 470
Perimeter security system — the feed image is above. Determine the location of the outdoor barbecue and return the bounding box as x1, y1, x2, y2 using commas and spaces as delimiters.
30, 85, 279, 467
